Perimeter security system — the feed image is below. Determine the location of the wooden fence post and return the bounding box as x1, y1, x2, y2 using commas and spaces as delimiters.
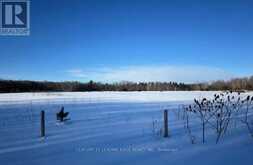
41, 110, 45, 137
164, 110, 169, 137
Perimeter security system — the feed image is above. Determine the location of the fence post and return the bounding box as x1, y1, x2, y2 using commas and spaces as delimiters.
164, 110, 169, 137
41, 110, 45, 137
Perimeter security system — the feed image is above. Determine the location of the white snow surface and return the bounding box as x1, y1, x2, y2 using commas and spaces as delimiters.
0, 91, 252, 165
0, 91, 243, 104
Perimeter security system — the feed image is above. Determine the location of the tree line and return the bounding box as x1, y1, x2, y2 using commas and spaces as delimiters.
0, 76, 252, 93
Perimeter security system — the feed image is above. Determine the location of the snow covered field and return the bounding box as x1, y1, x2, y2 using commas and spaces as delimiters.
0, 91, 253, 165
0, 91, 220, 104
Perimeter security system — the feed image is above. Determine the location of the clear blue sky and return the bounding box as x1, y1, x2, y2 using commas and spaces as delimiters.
0, 0, 252, 83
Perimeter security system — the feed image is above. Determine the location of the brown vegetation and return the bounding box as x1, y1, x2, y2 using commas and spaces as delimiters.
0, 75, 252, 93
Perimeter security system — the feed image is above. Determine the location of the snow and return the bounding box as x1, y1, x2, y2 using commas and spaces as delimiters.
0, 91, 252, 165
0, 91, 232, 104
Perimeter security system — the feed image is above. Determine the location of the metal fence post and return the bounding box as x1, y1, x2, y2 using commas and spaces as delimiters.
164, 110, 169, 137
41, 110, 45, 137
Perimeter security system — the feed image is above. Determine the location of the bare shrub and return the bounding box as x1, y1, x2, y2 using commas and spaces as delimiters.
183, 91, 253, 144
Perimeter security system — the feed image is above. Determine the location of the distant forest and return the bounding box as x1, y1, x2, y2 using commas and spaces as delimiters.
0, 76, 253, 93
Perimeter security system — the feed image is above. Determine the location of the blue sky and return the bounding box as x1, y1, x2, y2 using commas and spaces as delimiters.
0, 0, 252, 83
